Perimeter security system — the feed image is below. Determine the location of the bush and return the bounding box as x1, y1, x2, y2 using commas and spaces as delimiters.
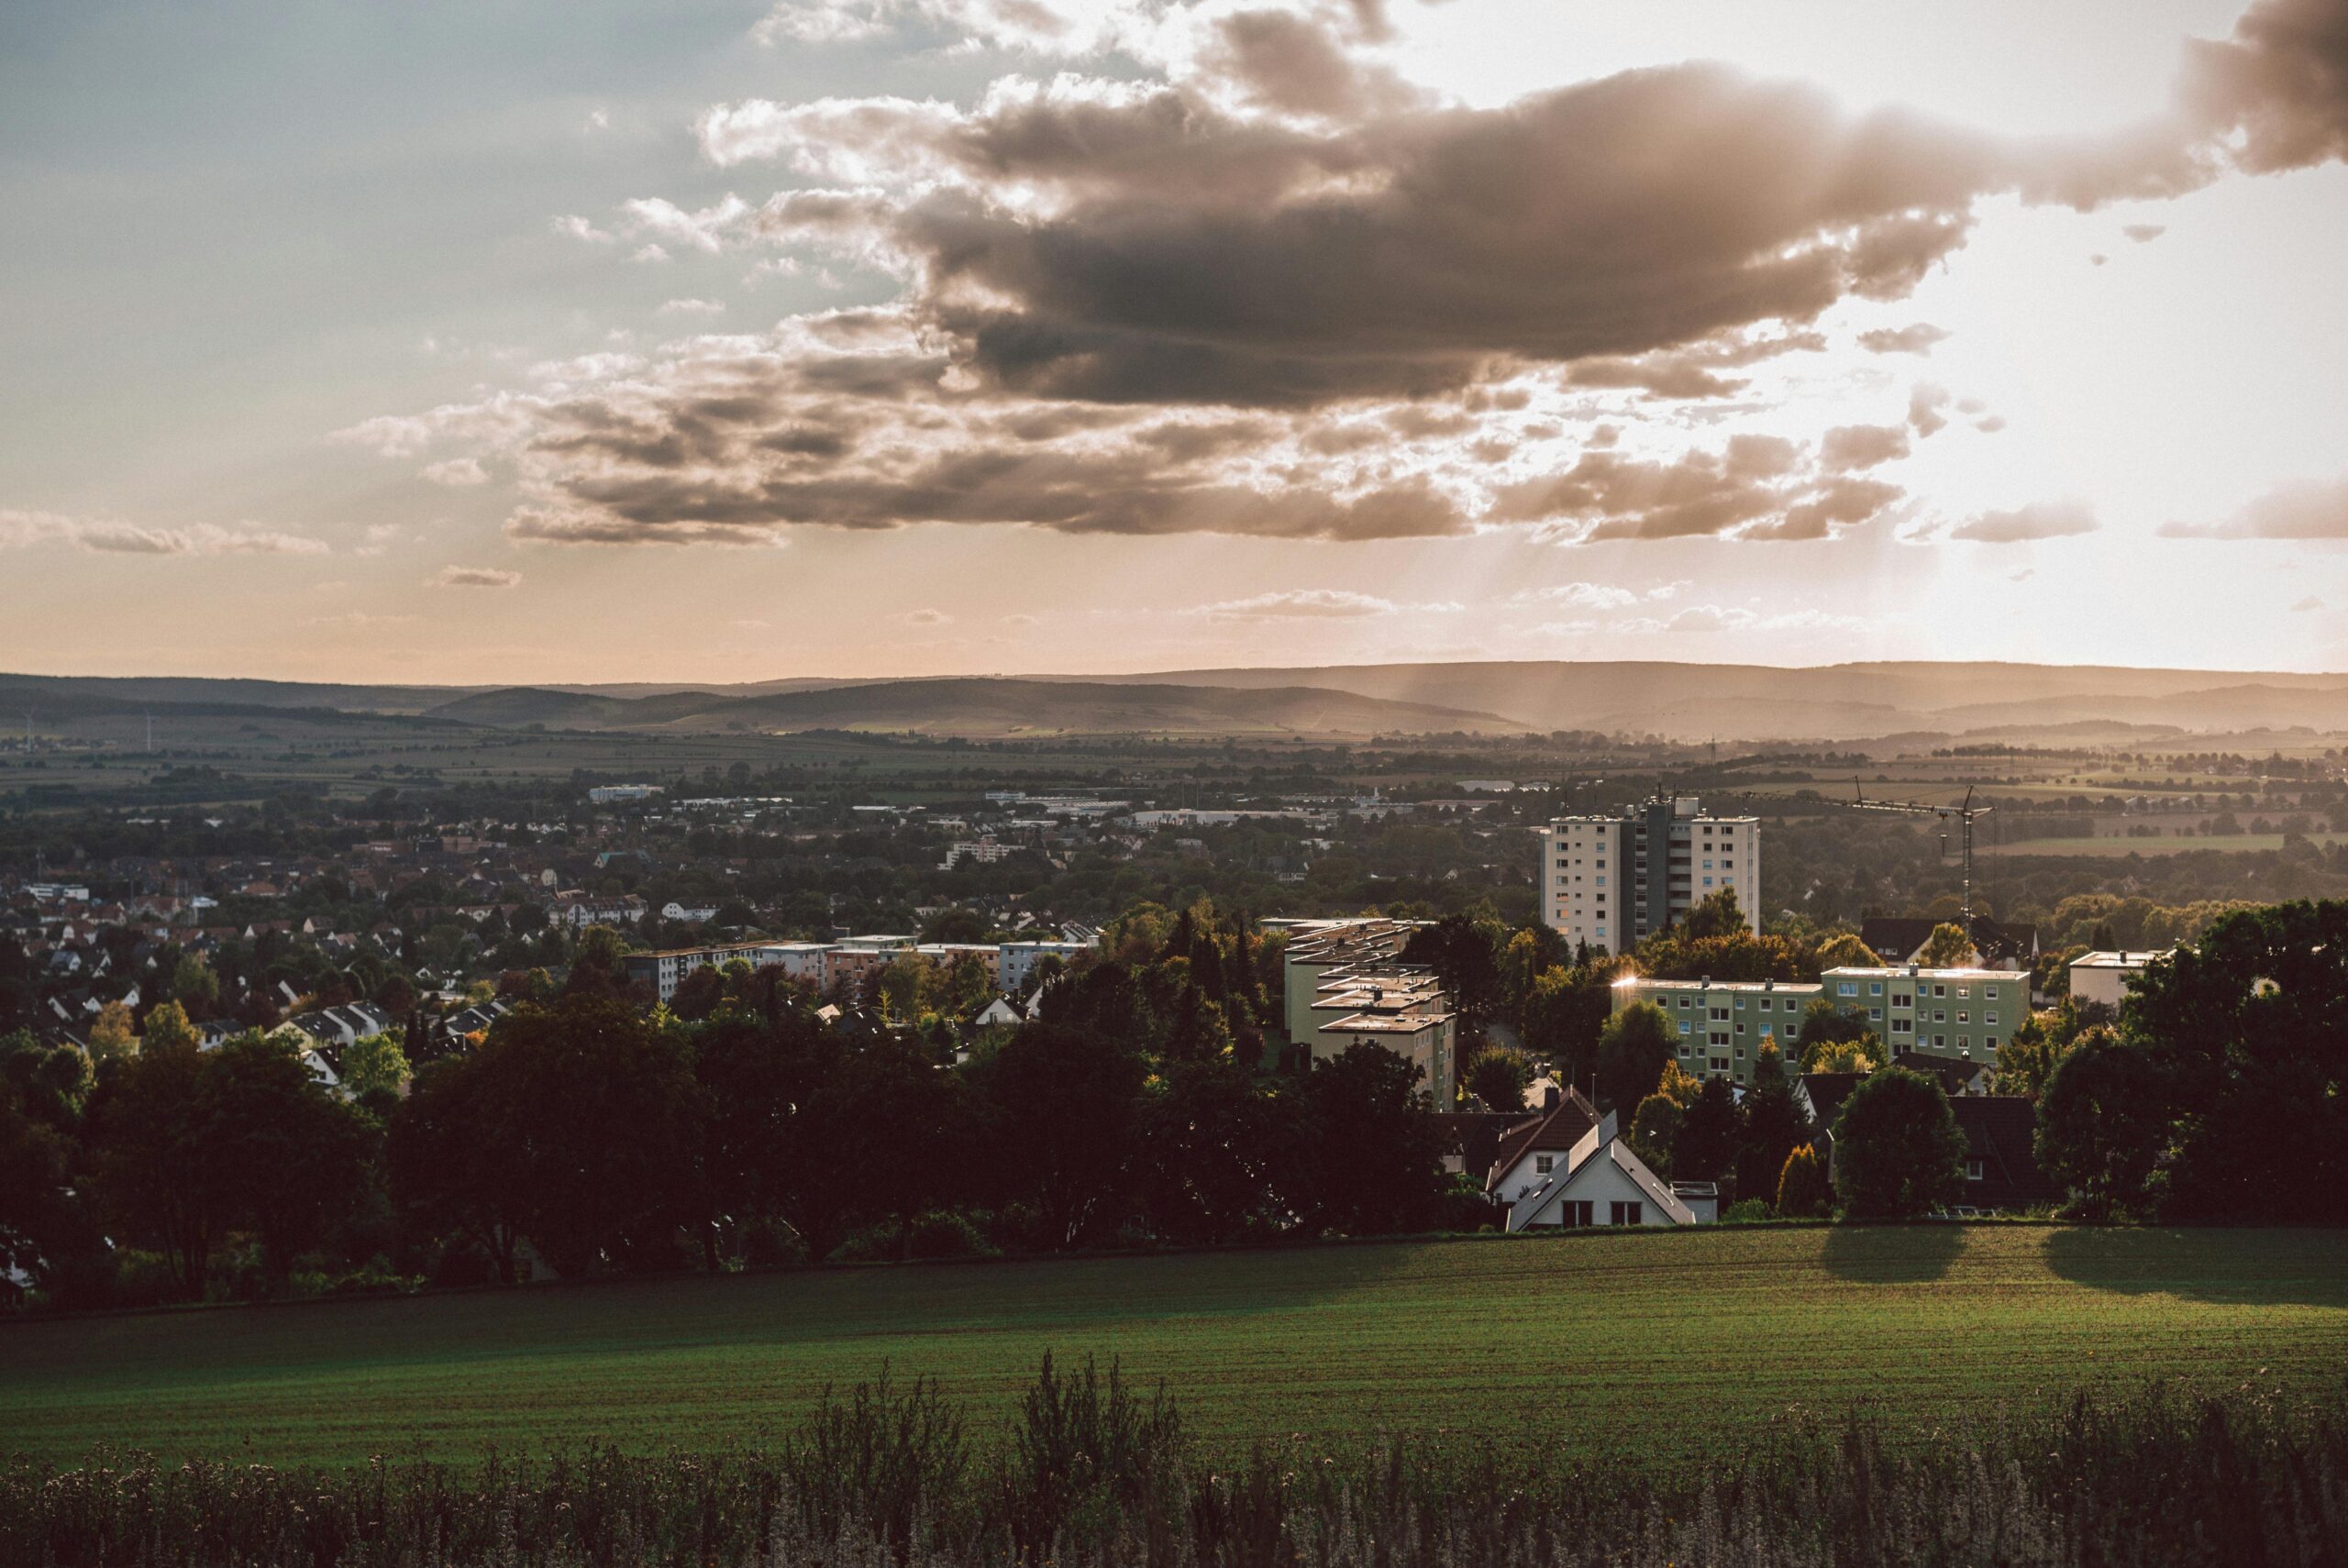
905, 1210, 999, 1261
1721, 1198, 1773, 1223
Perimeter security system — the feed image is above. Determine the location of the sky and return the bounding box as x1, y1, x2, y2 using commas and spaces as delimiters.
3, 0, 2346, 685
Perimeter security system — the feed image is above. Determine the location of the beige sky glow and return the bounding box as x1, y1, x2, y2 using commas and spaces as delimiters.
2, 0, 2344, 683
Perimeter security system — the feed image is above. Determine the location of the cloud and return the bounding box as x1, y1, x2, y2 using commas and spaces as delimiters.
1857, 323, 1951, 355
348, 0, 2348, 548
1191, 588, 1404, 620
897, 606, 952, 624
553, 214, 615, 244
0, 509, 328, 557
1819, 423, 1911, 470
585, 108, 611, 133
657, 298, 728, 317
1948, 500, 2100, 542
420, 457, 491, 487
2123, 222, 2168, 242
2179, 0, 2348, 175
2160, 473, 2348, 537
1908, 382, 1953, 436
2292, 594, 2324, 612
429, 565, 522, 588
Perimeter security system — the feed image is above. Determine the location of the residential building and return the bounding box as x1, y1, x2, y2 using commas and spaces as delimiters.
1000, 939, 1091, 994
1504, 1110, 1700, 1231
623, 941, 825, 1004
2068, 949, 2172, 1010
586, 785, 662, 804
1820, 965, 2023, 1065
1536, 795, 1759, 954
1486, 1088, 1600, 1200
1611, 976, 1822, 1084
1271, 917, 1452, 1101
1860, 914, 2038, 972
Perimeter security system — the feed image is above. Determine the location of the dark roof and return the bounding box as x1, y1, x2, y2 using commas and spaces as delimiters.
1892, 1050, 1988, 1097
1860, 915, 2039, 966
1950, 1096, 2063, 1210
1799, 1073, 1868, 1140
1483, 1088, 1598, 1192
1430, 1110, 1534, 1176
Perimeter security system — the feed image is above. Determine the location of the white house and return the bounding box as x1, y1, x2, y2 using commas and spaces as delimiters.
1505, 1110, 1700, 1231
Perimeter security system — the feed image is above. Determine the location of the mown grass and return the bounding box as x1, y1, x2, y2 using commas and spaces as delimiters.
2, 1227, 2342, 1471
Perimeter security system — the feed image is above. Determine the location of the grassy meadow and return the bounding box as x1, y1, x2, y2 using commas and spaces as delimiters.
3, 1226, 2342, 1472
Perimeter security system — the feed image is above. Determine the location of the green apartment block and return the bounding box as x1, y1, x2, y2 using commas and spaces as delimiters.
1610, 976, 1823, 1085
1819, 966, 2024, 1066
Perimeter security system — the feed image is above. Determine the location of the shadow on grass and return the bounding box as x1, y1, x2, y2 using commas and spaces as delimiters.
2043, 1225, 2348, 1308
1818, 1223, 1965, 1284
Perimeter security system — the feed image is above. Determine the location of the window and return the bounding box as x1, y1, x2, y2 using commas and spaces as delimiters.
1868, 1008, 1882, 1021
1870, 982, 1884, 996
1934, 984, 1948, 998
1678, 996, 1691, 1008
1710, 1006, 1729, 1021
1957, 986, 1970, 999
1966, 1159, 1984, 1182
1934, 1010, 1947, 1023
1562, 1200, 1594, 1226
1891, 1018, 1911, 1034
1611, 1200, 1644, 1225
1534, 1154, 1554, 1175
1702, 858, 1713, 870
1956, 1011, 1969, 1024
1678, 1021, 1691, 1035
1703, 877, 1714, 888
1985, 1035, 1999, 1050
1838, 981, 1857, 997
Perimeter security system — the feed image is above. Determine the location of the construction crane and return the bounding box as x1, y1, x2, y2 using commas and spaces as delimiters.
1849, 781, 1996, 926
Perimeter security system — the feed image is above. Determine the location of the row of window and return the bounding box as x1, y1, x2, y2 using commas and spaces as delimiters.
1835, 980, 2003, 1002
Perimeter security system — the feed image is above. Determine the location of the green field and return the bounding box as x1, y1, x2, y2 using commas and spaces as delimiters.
2, 1228, 2342, 1470
1982, 833, 2348, 858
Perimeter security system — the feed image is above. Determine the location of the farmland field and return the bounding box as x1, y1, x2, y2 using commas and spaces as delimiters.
3, 1227, 2342, 1471
1981, 833, 2348, 857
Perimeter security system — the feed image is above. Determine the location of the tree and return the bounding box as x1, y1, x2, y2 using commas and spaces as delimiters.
1795, 1000, 1874, 1053
399, 997, 702, 1277
1681, 887, 1748, 940
1801, 1037, 1880, 1075
0, 1080, 74, 1285
169, 953, 221, 1017
88, 1000, 138, 1063
1401, 913, 1505, 1027
1917, 922, 1976, 967
1629, 1094, 1682, 1176
341, 1032, 412, 1101
140, 1001, 199, 1055
88, 1029, 222, 1297
1278, 1043, 1445, 1235
1594, 1002, 1677, 1113
2035, 1032, 2171, 1221
1521, 957, 1624, 1093
194, 1032, 375, 1288
920, 905, 991, 944
670, 964, 727, 1021
2124, 900, 2348, 1221
1815, 932, 1882, 969
392, 1048, 528, 1282
564, 924, 636, 999
1672, 1077, 1741, 1187
1830, 1066, 1967, 1220
1140, 1056, 1283, 1246
1733, 1043, 1811, 1206
971, 1024, 1147, 1248
1776, 1143, 1831, 1218
1464, 1045, 1534, 1113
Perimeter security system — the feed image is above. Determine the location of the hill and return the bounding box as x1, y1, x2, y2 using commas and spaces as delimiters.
0, 1227, 2339, 1470
1072, 660, 2348, 742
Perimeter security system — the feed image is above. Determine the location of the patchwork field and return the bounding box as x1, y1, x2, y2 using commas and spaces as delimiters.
2, 1227, 2342, 1471
1981, 833, 2348, 857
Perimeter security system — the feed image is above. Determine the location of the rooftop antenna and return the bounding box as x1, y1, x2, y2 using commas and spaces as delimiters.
1849, 780, 1996, 926
146, 713, 154, 753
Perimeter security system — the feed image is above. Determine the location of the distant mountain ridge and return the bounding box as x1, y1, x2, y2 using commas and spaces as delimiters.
6, 661, 2347, 743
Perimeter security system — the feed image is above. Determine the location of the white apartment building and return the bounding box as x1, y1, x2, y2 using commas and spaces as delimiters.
2068, 950, 2172, 1010
1537, 796, 1759, 954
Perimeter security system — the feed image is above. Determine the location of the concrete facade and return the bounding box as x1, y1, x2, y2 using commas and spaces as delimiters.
1820, 966, 2023, 1065
1536, 796, 1759, 954
1611, 975, 1823, 1085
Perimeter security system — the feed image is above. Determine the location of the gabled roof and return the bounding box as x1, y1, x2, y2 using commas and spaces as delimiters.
1949, 1096, 2063, 1209
1484, 1087, 1598, 1191
1506, 1110, 1699, 1230
1859, 915, 2038, 966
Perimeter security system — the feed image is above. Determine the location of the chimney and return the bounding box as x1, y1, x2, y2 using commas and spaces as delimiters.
1543, 1084, 1559, 1110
